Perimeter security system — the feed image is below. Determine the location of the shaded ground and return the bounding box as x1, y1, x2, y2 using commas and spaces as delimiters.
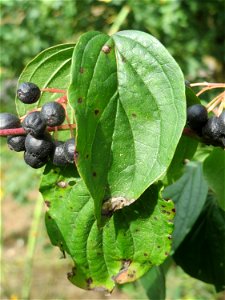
2, 195, 224, 300
1, 195, 129, 300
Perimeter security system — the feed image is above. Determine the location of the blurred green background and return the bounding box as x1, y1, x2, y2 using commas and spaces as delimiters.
0, 0, 224, 299
1, 0, 225, 112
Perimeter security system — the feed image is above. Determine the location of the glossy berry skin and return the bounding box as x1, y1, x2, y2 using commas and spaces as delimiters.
202, 116, 221, 141
218, 111, 225, 135
7, 135, 26, 152
24, 152, 48, 169
187, 104, 208, 132
17, 82, 41, 104
25, 133, 54, 158
52, 141, 68, 166
41, 102, 65, 126
64, 138, 75, 163
22, 111, 46, 137
0, 113, 20, 130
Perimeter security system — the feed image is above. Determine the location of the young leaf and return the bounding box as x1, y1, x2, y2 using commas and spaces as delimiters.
68, 30, 186, 223
173, 196, 225, 292
16, 43, 75, 116
203, 148, 225, 211
163, 161, 208, 251
40, 164, 175, 292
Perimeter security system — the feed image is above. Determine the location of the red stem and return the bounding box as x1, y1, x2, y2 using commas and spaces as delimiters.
0, 124, 76, 137
41, 88, 66, 94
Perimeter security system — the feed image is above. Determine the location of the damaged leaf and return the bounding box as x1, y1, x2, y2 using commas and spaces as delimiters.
40, 164, 175, 292
68, 30, 186, 223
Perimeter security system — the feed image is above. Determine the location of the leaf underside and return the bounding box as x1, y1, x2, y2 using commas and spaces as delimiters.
163, 161, 208, 251
203, 148, 225, 211
68, 30, 186, 222
40, 164, 175, 292
174, 196, 225, 292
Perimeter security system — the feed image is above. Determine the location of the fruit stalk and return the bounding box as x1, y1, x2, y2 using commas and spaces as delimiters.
0, 124, 76, 136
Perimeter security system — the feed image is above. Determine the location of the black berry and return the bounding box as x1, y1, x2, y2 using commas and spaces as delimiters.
24, 152, 48, 169
41, 102, 65, 126
218, 111, 225, 135
187, 104, 208, 133
17, 82, 41, 104
64, 138, 75, 163
202, 116, 221, 141
22, 111, 46, 136
52, 141, 68, 166
7, 135, 26, 152
25, 133, 54, 158
0, 113, 20, 130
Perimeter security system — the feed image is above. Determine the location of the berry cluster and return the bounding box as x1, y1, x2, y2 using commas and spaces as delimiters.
0, 82, 76, 169
187, 104, 225, 147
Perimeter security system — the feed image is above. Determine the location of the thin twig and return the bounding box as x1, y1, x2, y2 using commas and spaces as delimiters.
190, 82, 225, 87
108, 5, 131, 36
0, 124, 76, 137
41, 88, 66, 94
196, 85, 225, 96
207, 94, 224, 113
206, 91, 225, 108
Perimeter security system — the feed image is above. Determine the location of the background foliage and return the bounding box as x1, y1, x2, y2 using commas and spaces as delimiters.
1, 0, 224, 299
1, 0, 225, 111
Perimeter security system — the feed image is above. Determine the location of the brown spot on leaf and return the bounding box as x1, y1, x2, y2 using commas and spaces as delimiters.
131, 113, 137, 118
92, 171, 97, 177
112, 260, 136, 284
102, 45, 111, 54
45, 200, 51, 208
162, 209, 171, 215
57, 181, 68, 188
165, 252, 169, 256
67, 271, 73, 279
121, 55, 126, 62
144, 253, 148, 257
67, 267, 76, 279
78, 97, 83, 103
80, 67, 84, 73
172, 208, 176, 213
86, 277, 93, 288
94, 109, 100, 115
102, 197, 136, 216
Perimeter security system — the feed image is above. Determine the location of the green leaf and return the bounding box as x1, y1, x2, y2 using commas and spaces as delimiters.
203, 148, 225, 211
163, 161, 208, 251
40, 164, 175, 292
16, 43, 75, 117
173, 196, 225, 292
68, 30, 186, 223
165, 135, 198, 184
185, 84, 200, 107
140, 266, 165, 300
120, 265, 166, 300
